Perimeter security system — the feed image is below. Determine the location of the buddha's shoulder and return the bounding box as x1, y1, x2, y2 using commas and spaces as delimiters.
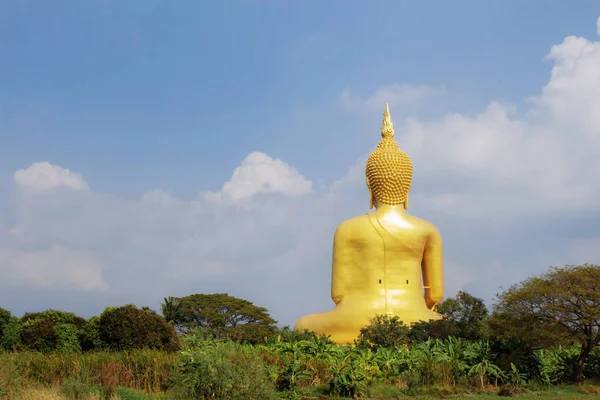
334, 215, 372, 235
407, 215, 441, 235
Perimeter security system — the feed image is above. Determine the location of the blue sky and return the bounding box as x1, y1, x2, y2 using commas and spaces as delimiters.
1, 1, 600, 327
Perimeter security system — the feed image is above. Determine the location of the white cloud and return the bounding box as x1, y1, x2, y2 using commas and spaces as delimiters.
340, 83, 446, 111
529, 34, 600, 135
206, 152, 313, 202
14, 162, 90, 195
0, 246, 108, 291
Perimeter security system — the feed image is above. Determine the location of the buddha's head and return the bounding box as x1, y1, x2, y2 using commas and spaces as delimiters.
365, 104, 413, 210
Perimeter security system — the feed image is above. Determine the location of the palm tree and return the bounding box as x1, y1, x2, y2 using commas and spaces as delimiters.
161, 296, 182, 325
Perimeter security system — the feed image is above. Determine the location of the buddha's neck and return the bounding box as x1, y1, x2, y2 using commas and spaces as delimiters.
373, 202, 406, 214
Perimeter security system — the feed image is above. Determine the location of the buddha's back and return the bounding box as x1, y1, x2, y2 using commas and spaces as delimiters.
332, 210, 438, 318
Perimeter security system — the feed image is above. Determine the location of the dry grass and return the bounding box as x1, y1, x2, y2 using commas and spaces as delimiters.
0, 350, 178, 395
9, 387, 123, 400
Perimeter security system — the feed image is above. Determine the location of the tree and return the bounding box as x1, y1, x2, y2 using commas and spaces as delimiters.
98, 305, 178, 351
173, 293, 278, 344
409, 318, 460, 343
20, 316, 58, 352
437, 291, 489, 341
490, 264, 600, 382
356, 314, 410, 350
0, 308, 11, 338
0, 316, 22, 351
160, 296, 182, 325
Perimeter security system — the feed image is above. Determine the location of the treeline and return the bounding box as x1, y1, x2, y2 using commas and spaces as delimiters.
0, 293, 279, 353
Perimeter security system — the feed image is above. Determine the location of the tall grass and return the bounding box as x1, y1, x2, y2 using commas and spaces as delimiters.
2, 334, 600, 399
0, 350, 177, 396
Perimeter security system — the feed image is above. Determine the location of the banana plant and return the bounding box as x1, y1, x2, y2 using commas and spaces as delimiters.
434, 337, 470, 386
466, 340, 505, 389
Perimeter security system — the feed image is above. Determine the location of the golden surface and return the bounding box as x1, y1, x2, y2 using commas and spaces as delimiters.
294, 104, 444, 344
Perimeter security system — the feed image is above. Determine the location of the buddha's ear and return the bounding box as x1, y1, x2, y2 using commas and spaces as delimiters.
366, 177, 374, 209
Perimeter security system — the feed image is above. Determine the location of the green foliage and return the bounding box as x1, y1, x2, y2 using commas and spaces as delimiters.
409, 318, 461, 342
20, 316, 58, 351
437, 291, 490, 341
492, 338, 539, 381
160, 296, 182, 325
18, 309, 87, 352
583, 347, 600, 380
535, 346, 579, 386
98, 305, 178, 351
273, 325, 327, 343
79, 316, 105, 351
3, 330, 600, 398
2, 281, 600, 396
328, 352, 375, 398
0, 349, 176, 393
466, 340, 505, 388
174, 336, 277, 399
174, 293, 278, 344
275, 358, 314, 392
0, 316, 22, 351
59, 378, 93, 399
22, 309, 86, 327
115, 387, 160, 400
0, 308, 10, 339
506, 362, 527, 390
357, 314, 410, 350
55, 323, 82, 353
492, 264, 600, 382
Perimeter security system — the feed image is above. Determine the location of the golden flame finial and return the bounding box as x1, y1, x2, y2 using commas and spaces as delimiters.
381, 103, 394, 138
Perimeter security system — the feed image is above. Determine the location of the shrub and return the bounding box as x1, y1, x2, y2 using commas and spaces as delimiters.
19, 310, 87, 352
22, 310, 86, 328
174, 341, 276, 399
357, 314, 410, 350
98, 305, 178, 351
20, 317, 58, 352
79, 316, 105, 351
0, 308, 10, 338
0, 316, 22, 351
55, 323, 82, 353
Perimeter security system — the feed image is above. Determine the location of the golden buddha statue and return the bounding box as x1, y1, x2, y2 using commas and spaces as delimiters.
294, 104, 444, 344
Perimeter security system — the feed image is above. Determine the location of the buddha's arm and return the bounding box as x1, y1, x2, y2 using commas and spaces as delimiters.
331, 225, 351, 305
422, 225, 444, 310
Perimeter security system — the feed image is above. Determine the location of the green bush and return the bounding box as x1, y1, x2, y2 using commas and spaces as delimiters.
356, 314, 410, 351
21, 317, 57, 351
0, 316, 22, 351
79, 316, 105, 351
56, 323, 82, 353
0, 308, 10, 338
175, 340, 277, 399
98, 305, 178, 351
19, 310, 87, 352
22, 310, 86, 328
